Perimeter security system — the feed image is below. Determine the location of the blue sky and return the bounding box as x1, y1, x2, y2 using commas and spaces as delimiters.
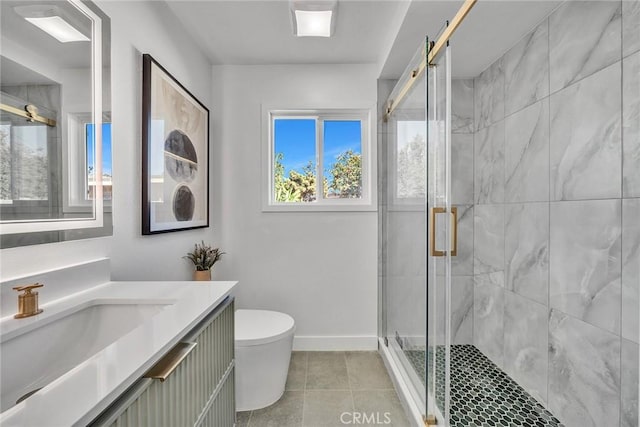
86, 123, 113, 175
274, 119, 361, 176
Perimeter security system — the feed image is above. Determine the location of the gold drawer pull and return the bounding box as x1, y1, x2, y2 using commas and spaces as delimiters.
429, 206, 458, 257
144, 342, 197, 382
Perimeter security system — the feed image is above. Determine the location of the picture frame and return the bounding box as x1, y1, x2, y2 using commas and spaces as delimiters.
141, 54, 209, 235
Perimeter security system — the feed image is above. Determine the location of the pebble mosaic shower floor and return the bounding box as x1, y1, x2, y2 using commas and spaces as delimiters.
405, 345, 563, 427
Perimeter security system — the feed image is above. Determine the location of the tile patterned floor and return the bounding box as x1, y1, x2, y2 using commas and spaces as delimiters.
236, 351, 410, 427
405, 344, 563, 427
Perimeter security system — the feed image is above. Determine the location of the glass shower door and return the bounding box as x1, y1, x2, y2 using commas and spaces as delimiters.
426, 42, 454, 424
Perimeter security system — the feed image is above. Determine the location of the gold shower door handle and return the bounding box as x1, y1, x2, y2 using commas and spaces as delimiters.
429, 206, 458, 257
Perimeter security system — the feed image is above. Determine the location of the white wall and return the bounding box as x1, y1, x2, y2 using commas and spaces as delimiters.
212, 64, 379, 350
97, 0, 215, 281
1, 1, 214, 282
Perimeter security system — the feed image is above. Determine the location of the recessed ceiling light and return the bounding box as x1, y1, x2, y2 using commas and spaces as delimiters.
290, 1, 337, 38
14, 5, 89, 43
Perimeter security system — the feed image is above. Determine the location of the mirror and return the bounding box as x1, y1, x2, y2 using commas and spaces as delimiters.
0, 0, 111, 248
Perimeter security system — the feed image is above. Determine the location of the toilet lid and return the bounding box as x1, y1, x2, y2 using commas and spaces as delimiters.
235, 309, 295, 347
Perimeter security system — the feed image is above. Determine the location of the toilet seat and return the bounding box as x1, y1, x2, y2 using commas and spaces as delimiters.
235, 309, 295, 347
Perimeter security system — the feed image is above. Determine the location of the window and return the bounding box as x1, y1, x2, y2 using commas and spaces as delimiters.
64, 112, 112, 211
264, 109, 373, 211
85, 122, 112, 201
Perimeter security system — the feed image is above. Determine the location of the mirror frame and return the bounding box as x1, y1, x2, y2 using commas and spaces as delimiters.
0, 0, 104, 235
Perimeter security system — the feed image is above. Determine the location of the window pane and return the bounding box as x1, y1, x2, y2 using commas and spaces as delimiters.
273, 118, 316, 202
323, 120, 362, 199
396, 120, 426, 198
0, 124, 11, 202
10, 124, 49, 201
86, 123, 113, 201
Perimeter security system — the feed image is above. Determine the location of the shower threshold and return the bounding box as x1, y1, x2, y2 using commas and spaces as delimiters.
405, 345, 563, 427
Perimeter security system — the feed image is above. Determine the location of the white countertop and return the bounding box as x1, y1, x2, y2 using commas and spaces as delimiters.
0, 280, 237, 427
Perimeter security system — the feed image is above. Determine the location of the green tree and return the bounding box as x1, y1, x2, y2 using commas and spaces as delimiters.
0, 127, 10, 200
274, 153, 316, 202
274, 153, 299, 202
327, 150, 361, 198
287, 161, 317, 202
397, 134, 426, 198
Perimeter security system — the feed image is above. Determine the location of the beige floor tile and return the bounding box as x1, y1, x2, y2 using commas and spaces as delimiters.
286, 352, 308, 391
306, 352, 349, 390
352, 390, 410, 427
302, 390, 354, 427
346, 352, 394, 390
248, 391, 304, 427
236, 411, 252, 427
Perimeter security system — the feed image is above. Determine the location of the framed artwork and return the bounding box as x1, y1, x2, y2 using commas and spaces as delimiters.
142, 54, 209, 235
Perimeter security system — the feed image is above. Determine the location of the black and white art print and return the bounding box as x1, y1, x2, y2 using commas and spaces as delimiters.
142, 54, 209, 235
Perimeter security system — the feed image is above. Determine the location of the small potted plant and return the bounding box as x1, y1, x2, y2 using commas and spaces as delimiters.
184, 241, 225, 281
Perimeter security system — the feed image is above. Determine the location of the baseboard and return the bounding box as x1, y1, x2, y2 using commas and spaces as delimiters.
293, 335, 378, 351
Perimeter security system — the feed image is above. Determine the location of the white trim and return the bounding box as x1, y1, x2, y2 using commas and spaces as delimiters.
292, 335, 377, 351
379, 338, 446, 427
379, 339, 426, 427
261, 106, 376, 212
63, 112, 112, 213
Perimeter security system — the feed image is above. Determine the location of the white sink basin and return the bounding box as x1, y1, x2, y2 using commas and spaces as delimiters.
0, 301, 169, 412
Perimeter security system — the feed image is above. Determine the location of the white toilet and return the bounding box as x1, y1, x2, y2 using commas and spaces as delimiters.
234, 309, 295, 411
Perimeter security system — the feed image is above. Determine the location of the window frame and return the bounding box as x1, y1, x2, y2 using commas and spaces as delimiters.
63, 112, 112, 213
262, 107, 376, 212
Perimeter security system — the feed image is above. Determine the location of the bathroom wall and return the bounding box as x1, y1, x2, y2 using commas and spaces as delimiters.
211, 64, 378, 350
95, 0, 215, 281
0, 1, 215, 284
470, 2, 640, 426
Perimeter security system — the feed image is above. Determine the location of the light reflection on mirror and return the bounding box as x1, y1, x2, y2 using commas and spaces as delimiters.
0, 0, 112, 247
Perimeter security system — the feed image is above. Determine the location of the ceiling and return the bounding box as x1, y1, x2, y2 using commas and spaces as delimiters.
167, 0, 562, 79
165, 0, 408, 66
380, 0, 562, 79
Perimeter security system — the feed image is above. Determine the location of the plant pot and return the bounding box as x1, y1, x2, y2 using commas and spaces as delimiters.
193, 270, 211, 281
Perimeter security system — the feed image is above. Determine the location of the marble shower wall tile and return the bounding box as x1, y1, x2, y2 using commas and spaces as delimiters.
386, 276, 426, 347
550, 62, 622, 201
451, 133, 474, 205
474, 59, 504, 131
474, 204, 504, 275
504, 19, 549, 116
549, 1, 622, 94
550, 199, 622, 335
474, 121, 504, 204
453, 205, 474, 276
622, 198, 640, 343
621, 339, 639, 427
474, 274, 504, 367
386, 211, 426, 277
436, 275, 474, 345
623, 51, 640, 197
623, 0, 640, 57
505, 203, 549, 306
548, 310, 621, 427
505, 99, 550, 203
435, 205, 474, 276
452, 79, 474, 134
452, 276, 474, 344
503, 291, 548, 404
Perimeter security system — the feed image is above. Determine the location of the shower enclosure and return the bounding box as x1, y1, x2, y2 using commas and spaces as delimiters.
379, 1, 639, 426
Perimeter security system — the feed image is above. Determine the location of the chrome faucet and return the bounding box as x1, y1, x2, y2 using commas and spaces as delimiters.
13, 283, 44, 319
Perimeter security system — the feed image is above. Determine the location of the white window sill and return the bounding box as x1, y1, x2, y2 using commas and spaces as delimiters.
262, 203, 377, 213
